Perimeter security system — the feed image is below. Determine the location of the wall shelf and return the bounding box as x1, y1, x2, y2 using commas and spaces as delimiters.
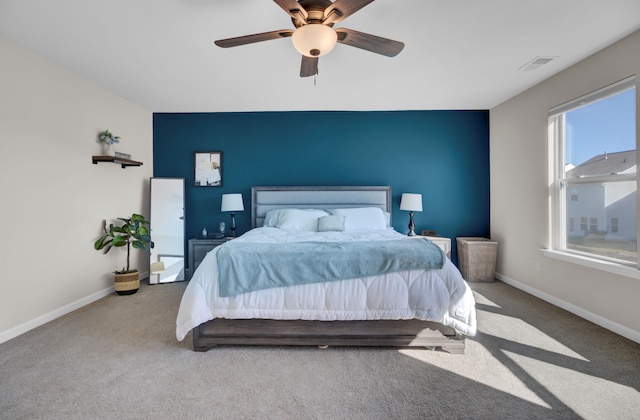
92, 155, 143, 168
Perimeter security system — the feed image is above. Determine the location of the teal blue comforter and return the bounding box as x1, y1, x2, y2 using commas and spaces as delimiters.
216, 238, 445, 297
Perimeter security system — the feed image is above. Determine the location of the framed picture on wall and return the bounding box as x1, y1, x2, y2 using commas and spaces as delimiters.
194, 151, 223, 187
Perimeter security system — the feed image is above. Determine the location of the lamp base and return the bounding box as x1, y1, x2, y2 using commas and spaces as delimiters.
230, 212, 237, 237
407, 211, 416, 236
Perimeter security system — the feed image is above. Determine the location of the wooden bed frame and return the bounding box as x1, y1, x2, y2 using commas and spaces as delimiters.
192, 186, 466, 354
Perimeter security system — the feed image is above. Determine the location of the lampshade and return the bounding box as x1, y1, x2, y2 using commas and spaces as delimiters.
400, 193, 423, 212
150, 261, 166, 274
291, 24, 338, 57
221, 193, 244, 212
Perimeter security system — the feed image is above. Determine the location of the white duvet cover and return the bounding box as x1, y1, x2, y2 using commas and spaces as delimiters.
176, 227, 477, 341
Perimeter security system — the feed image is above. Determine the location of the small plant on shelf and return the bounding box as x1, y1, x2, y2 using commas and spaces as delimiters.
97, 130, 121, 145
94, 213, 154, 295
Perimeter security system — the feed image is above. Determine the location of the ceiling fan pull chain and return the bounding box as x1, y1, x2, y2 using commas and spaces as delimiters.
314, 73, 317, 86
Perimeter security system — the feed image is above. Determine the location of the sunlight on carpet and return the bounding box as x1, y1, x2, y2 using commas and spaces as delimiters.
503, 350, 640, 419
399, 342, 551, 408
472, 289, 503, 308
479, 310, 588, 361
397, 288, 601, 410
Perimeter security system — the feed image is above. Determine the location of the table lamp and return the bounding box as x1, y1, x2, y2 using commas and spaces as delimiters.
400, 193, 423, 236
221, 193, 244, 237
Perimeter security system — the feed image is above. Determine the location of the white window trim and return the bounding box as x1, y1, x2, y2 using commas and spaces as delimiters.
548, 76, 637, 271
542, 249, 640, 280
548, 77, 636, 116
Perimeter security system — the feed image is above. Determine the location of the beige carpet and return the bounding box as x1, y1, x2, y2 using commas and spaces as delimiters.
1, 280, 639, 419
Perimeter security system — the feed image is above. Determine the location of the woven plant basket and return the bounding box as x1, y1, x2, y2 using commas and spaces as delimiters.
456, 237, 498, 282
114, 271, 140, 295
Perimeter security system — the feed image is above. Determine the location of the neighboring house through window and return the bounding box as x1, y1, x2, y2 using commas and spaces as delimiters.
580, 216, 588, 232
570, 189, 579, 201
549, 76, 637, 265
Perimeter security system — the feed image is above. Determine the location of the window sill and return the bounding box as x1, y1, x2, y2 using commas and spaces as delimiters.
542, 249, 640, 280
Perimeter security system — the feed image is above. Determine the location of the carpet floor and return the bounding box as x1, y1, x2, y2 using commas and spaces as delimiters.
1, 280, 639, 419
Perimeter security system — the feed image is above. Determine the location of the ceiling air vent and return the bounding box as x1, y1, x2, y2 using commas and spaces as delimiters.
518, 56, 557, 71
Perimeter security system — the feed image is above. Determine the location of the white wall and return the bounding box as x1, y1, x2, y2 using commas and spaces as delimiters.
491, 30, 640, 341
0, 37, 153, 342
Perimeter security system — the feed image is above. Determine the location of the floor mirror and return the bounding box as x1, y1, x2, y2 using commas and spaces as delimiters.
149, 177, 185, 284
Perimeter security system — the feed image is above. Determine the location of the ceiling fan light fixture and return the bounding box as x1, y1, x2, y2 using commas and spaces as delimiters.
292, 24, 337, 57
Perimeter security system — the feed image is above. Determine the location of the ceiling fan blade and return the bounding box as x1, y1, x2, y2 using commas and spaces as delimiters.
273, 0, 308, 24
300, 56, 318, 77
323, 0, 374, 24
335, 28, 404, 57
214, 30, 294, 48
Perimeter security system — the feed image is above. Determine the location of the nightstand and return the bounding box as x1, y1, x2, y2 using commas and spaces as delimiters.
419, 235, 451, 258
188, 237, 232, 279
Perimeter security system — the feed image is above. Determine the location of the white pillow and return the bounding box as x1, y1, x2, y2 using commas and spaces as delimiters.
317, 215, 346, 232
330, 207, 387, 231
383, 211, 391, 227
271, 209, 329, 232
263, 208, 328, 228
263, 209, 285, 227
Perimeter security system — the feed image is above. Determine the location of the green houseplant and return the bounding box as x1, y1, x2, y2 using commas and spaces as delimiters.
94, 213, 154, 295
96, 130, 120, 156
97, 129, 121, 145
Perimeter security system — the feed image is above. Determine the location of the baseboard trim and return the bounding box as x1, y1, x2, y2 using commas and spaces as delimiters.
6, 271, 637, 346
495, 272, 640, 345
0, 286, 114, 345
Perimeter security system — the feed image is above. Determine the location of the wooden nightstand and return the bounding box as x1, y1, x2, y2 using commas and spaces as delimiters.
188, 237, 232, 279
419, 235, 451, 258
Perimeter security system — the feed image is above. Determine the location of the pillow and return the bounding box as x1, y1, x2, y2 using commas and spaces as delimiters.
263, 208, 324, 227
317, 215, 346, 232
383, 211, 391, 227
272, 209, 329, 232
330, 207, 387, 231
262, 209, 285, 227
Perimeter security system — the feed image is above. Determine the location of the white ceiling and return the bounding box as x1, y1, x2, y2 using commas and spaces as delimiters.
1, 0, 640, 112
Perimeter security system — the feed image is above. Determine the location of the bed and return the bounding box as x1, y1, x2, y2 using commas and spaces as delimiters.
176, 186, 476, 353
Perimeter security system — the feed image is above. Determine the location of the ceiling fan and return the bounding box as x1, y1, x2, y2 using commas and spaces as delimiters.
214, 0, 405, 77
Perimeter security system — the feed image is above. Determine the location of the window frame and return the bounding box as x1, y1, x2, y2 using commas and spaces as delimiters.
548, 76, 637, 270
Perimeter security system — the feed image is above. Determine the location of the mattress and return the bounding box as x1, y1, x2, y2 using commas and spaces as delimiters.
176, 227, 477, 341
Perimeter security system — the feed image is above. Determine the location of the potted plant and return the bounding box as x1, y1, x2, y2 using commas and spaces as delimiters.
96, 129, 120, 156
94, 213, 154, 295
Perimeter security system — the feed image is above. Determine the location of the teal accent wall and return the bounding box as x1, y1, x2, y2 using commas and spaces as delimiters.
153, 110, 490, 262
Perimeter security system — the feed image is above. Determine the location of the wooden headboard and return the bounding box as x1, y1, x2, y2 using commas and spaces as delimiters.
251, 186, 392, 228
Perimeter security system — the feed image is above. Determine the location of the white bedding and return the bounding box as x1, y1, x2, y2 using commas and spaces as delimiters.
176, 227, 477, 341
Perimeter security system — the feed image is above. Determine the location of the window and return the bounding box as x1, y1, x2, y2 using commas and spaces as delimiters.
570, 190, 579, 201
549, 77, 637, 265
